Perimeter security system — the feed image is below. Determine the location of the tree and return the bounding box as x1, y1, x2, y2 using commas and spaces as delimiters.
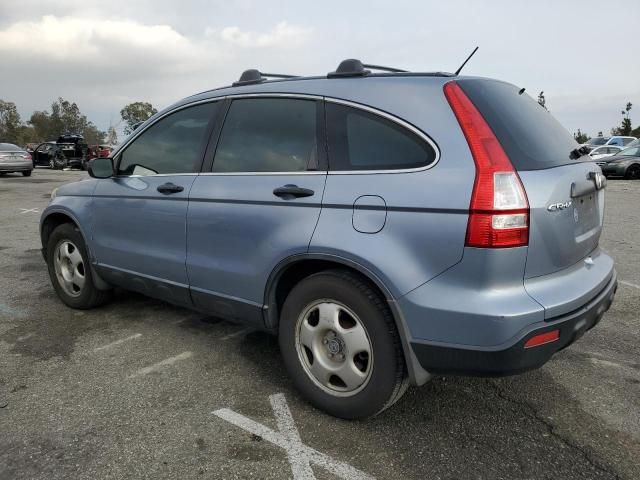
120, 102, 157, 135
106, 126, 118, 146
573, 129, 589, 144
612, 102, 633, 136
28, 98, 104, 144
538, 91, 547, 110
0, 100, 23, 143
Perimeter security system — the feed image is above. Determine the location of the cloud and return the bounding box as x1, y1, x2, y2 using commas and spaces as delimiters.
213, 21, 312, 48
0, 15, 314, 128
0, 15, 203, 73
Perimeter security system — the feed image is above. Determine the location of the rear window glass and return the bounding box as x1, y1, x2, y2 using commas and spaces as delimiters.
0, 143, 21, 151
458, 79, 585, 170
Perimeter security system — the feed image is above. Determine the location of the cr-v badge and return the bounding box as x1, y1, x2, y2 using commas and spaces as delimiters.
547, 201, 572, 212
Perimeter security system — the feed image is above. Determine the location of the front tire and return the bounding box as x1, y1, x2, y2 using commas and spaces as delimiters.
279, 270, 407, 419
46, 223, 112, 309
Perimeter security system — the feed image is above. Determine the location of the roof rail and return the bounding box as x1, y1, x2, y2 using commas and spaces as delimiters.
233, 69, 299, 87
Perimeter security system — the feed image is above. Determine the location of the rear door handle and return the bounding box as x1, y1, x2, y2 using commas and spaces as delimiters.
273, 184, 315, 199
157, 182, 184, 194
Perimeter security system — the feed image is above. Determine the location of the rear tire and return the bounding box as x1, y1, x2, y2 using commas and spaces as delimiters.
625, 164, 640, 180
279, 269, 407, 419
46, 223, 112, 309
22, 170, 32, 177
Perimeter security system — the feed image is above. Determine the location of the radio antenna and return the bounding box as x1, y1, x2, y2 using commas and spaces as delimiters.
454, 46, 479, 76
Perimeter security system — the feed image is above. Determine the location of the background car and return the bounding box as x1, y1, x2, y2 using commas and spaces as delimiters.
581, 135, 637, 152
589, 145, 622, 160
0, 142, 33, 176
598, 146, 640, 179
32, 135, 89, 169
85, 145, 113, 169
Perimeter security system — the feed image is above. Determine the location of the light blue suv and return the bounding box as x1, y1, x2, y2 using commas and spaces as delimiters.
41, 60, 617, 419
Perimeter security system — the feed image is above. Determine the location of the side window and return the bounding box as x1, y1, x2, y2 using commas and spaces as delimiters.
623, 138, 634, 146
325, 102, 436, 171
212, 98, 318, 173
117, 102, 218, 176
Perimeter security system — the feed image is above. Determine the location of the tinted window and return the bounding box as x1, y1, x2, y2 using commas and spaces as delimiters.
458, 79, 586, 170
326, 103, 435, 171
118, 102, 217, 176
213, 98, 318, 173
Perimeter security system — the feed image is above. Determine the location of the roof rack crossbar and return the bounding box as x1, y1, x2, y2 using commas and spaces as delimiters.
259, 72, 298, 79
362, 64, 408, 73
233, 69, 299, 86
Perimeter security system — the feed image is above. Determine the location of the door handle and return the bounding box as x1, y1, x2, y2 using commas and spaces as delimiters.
273, 184, 315, 199
157, 182, 184, 194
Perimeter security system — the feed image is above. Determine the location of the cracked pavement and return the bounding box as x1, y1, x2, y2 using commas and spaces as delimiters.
0, 169, 639, 479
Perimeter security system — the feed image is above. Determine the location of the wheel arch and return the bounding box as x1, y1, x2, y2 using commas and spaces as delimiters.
264, 253, 431, 386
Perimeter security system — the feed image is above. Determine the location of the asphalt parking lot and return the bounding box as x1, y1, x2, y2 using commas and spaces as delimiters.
1, 168, 639, 480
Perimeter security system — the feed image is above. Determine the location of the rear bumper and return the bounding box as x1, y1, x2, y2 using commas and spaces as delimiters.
410, 270, 617, 376
0, 163, 32, 172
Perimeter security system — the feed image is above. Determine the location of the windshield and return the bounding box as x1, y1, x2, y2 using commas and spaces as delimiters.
619, 146, 640, 157
587, 137, 608, 146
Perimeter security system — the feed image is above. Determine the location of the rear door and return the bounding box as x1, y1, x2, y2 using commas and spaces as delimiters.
91, 101, 220, 306
186, 96, 326, 326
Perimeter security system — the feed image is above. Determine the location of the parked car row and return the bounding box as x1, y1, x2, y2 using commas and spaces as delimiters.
581, 135, 637, 151
26, 135, 113, 170
597, 145, 640, 179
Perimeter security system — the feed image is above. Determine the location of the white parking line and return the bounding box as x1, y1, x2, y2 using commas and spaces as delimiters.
129, 351, 193, 378
19, 208, 39, 214
620, 280, 640, 290
221, 328, 252, 341
213, 393, 374, 480
93, 333, 142, 352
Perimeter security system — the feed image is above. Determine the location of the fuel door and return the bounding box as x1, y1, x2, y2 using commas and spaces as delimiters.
353, 195, 387, 234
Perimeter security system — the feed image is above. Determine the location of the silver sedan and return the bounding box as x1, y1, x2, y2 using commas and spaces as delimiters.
0, 143, 33, 176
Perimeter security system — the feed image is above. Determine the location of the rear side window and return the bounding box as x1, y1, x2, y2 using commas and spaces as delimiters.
326, 103, 436, 171
213, 98, 318, 173
118, 102, 218, 176
457, 79, 584, 170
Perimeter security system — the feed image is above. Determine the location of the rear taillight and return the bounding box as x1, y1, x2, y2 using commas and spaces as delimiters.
444, 81, 529, 248
22, 153, 32, 160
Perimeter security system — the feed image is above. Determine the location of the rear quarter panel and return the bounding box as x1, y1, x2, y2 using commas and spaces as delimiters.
308, 78, 475, 297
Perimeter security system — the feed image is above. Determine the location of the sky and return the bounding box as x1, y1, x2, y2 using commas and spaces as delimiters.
1, 0, 638, 139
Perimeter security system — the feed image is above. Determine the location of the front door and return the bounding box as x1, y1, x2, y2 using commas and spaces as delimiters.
91, 101, 221, 306
187, 97, 326, 326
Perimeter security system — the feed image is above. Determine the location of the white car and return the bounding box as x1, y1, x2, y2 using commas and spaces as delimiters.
589, 145, 623, 160
582, 136, 637, 151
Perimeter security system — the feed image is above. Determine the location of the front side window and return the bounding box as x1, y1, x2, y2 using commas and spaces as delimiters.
212, 98, 318, 173
623, 138, 635, 145
117, 102, 218, 176
325, 102, 436, 171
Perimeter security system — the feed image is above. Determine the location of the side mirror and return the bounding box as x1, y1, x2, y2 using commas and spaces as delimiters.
88, 157, 114, 178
